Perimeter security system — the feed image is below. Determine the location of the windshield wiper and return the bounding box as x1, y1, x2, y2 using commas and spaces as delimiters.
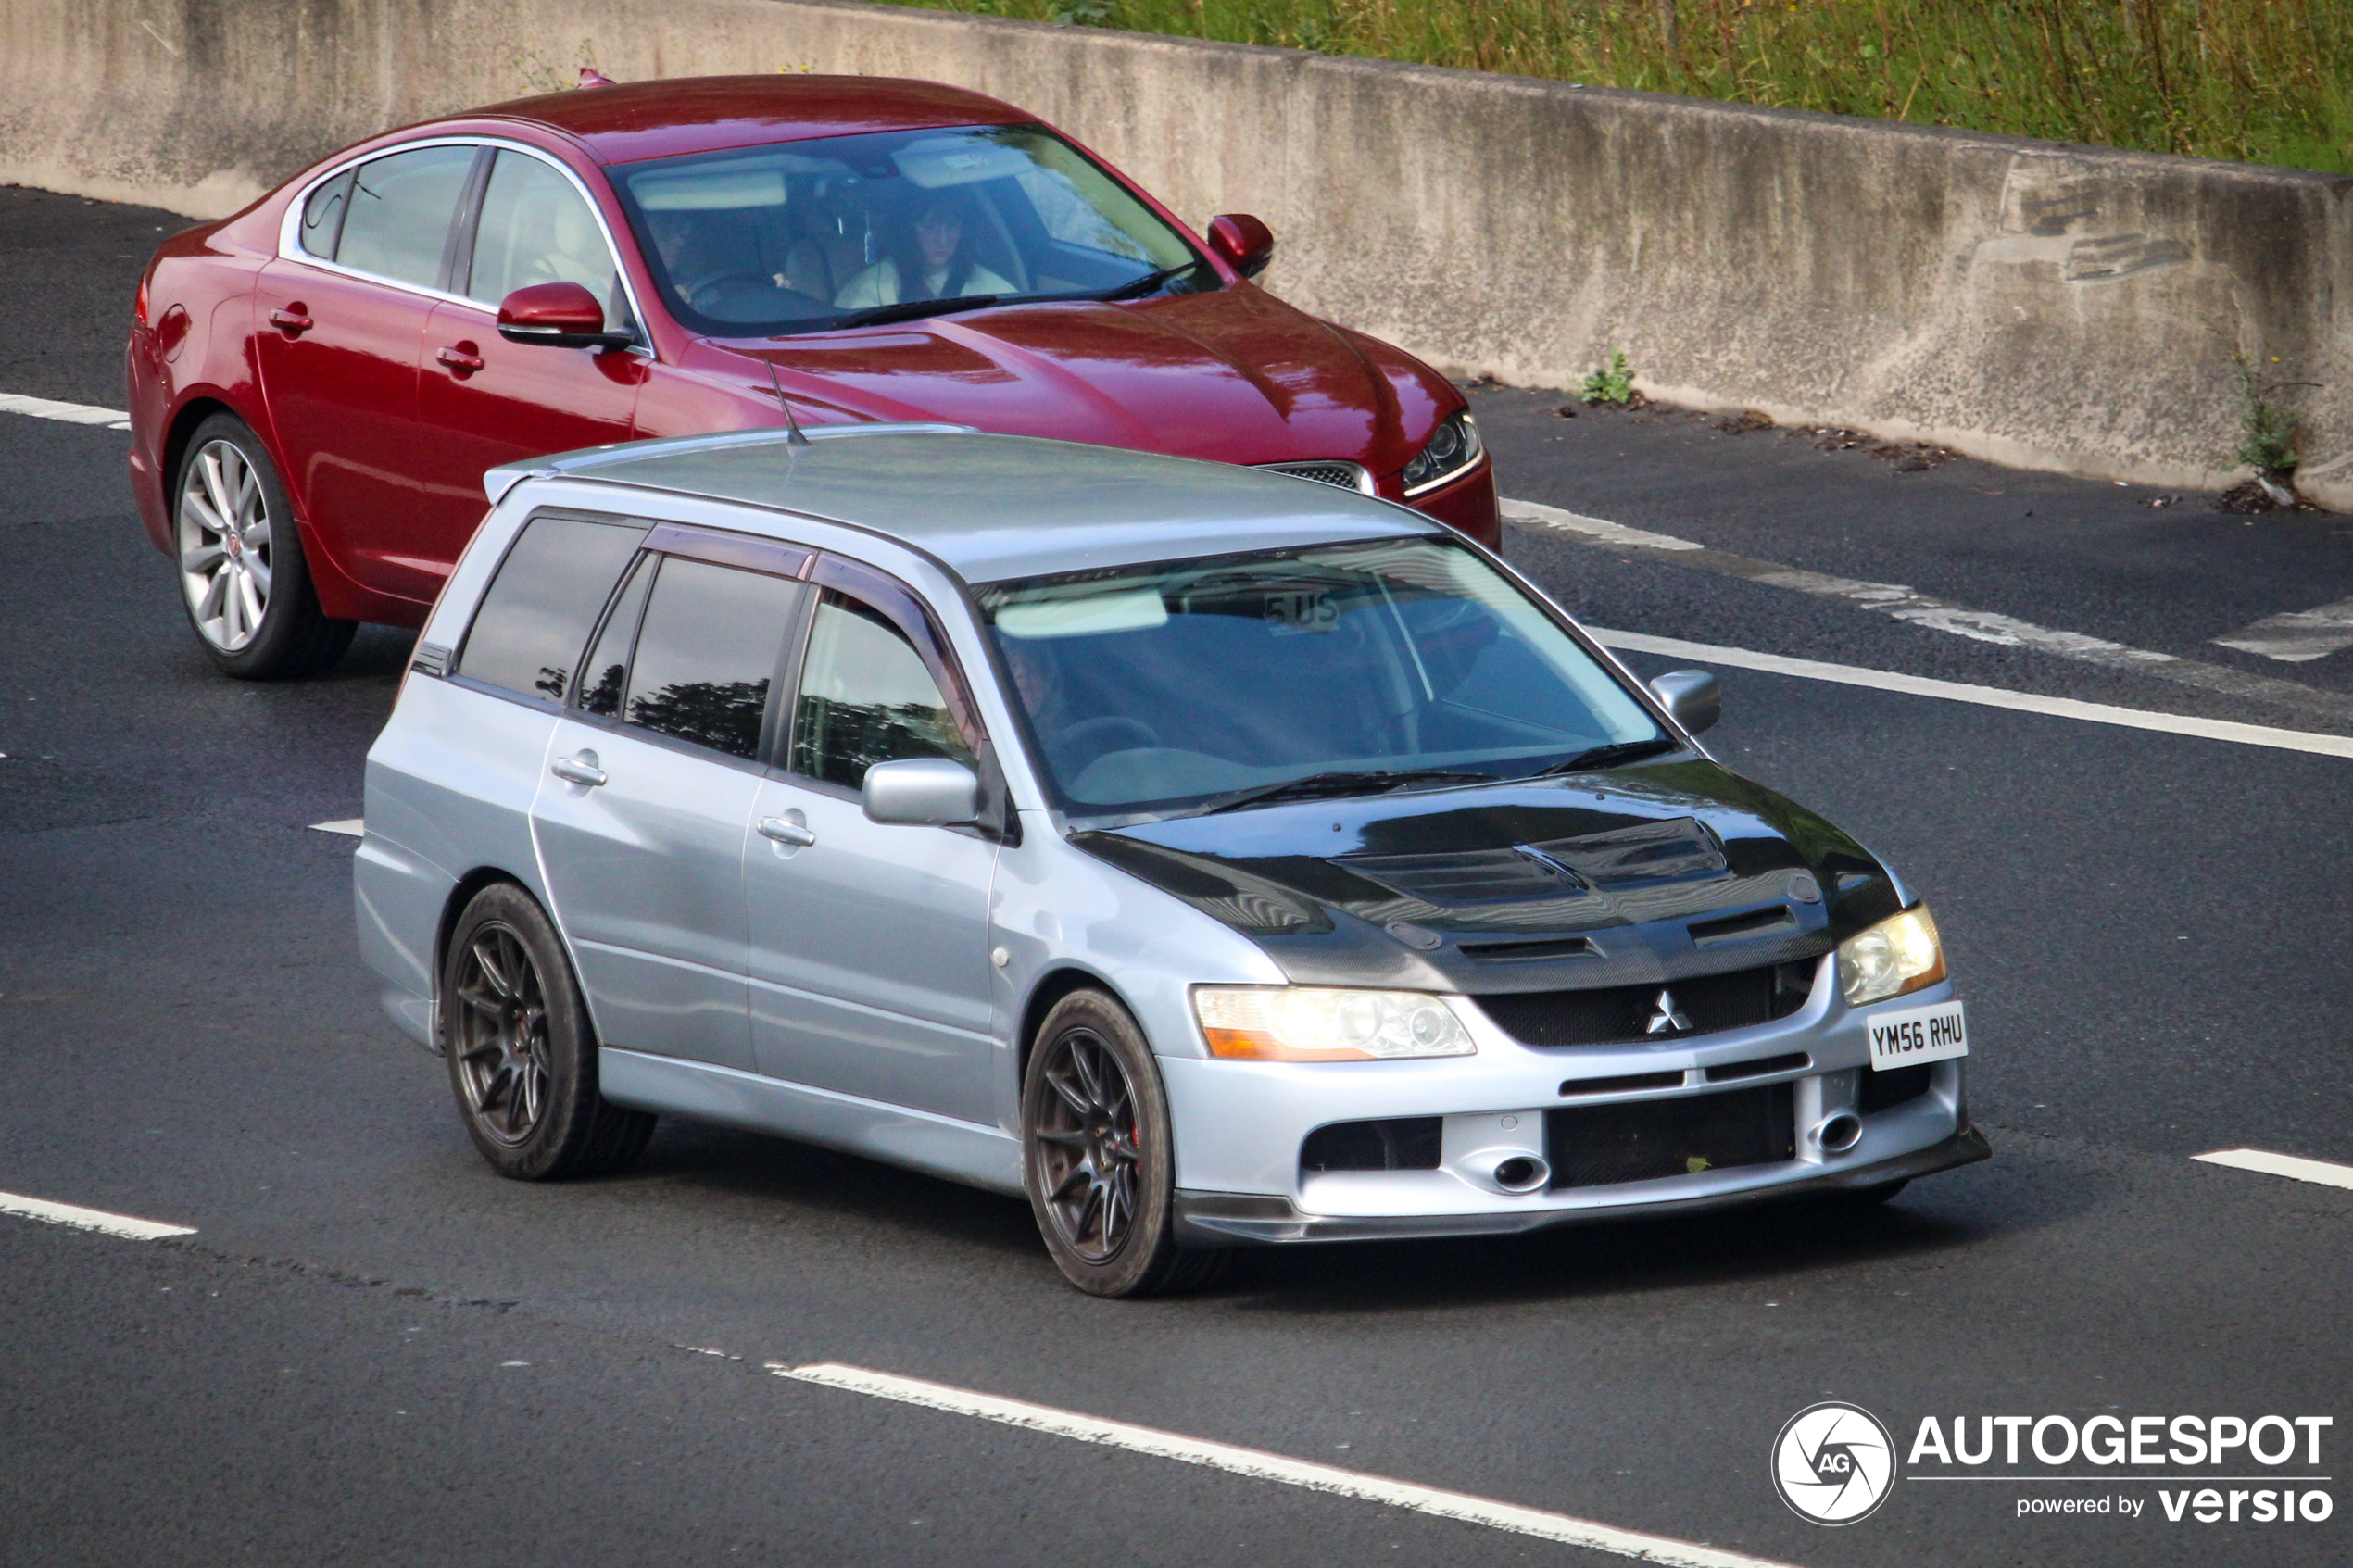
1093, 262, 1203, 302
832, 295, 1005, 330
1530, 738, 1682, 777
1198, 768, 1495, 816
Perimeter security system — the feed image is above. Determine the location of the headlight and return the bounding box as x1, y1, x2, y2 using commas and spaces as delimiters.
1401, 410, 1484, 495
1837, 904, 1947, 1009
1192, 986, 1476, 1061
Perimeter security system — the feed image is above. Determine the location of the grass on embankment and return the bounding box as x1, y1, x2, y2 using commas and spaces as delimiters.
895, 0, 2353, 174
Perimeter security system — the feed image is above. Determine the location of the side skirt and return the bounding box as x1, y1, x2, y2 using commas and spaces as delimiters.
599, 1047, 1026, 1197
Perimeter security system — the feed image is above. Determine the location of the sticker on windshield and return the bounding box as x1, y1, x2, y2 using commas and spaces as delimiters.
1264, 589, 1339, 634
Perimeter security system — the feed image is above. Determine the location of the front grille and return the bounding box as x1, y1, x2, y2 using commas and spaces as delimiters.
1859, 1063, 1933, 1112
1474, 959, 1818, 1047
1257, 459, 1374, 495
1302, 1116, 1442, 1173
1545, 1084, 1794, 1188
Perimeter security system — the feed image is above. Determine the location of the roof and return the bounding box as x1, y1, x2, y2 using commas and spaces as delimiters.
468, 75, 1035, 165
491, 428, 1435, 583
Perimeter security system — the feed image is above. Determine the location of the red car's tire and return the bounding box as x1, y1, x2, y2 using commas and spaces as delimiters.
171, 412, 355, 679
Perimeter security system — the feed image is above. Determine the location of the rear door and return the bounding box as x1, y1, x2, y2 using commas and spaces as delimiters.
416, 147, 646, 571
254, 142, 479, 608
531, 532, 812, 1073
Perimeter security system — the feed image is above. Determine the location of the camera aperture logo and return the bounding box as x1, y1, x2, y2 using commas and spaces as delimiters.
1774, 1402, 1897, 1524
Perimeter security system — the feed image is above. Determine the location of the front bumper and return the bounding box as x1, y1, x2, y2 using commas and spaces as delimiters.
1176, 1123, 1990, 1245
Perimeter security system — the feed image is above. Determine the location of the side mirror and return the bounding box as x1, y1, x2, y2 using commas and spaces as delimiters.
497, 282, 633, 350
1205, 214, 1276, 281
862, 757, 980, 827
1648, 669, 1721, 735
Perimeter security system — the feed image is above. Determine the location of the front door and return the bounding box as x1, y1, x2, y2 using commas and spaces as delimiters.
254, 143, 479, 608
744, 574, 1001, 1125
415, 147, 645, 576
531, 548, 810, 1073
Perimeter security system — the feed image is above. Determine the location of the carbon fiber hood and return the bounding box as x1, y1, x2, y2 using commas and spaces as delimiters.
1075, 761, 1903, 992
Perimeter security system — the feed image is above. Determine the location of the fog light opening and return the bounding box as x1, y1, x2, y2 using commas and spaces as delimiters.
1815, 1111, 1863, 1154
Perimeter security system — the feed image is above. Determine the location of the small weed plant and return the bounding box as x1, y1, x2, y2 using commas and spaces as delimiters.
1580, 349, 1637, 408
2233, 357, 2305, 478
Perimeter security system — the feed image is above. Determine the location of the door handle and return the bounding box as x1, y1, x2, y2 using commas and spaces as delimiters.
550, 754, 607, 787
269, 306, 313, 335
436, 343, 485, 375
758, 815, 816, 847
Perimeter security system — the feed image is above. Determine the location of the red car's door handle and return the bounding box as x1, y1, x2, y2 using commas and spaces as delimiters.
435, 344, 486, 375
268, 307, 313, 335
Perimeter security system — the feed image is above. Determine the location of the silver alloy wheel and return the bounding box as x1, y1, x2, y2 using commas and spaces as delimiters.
449, 923, 552, 1148
1033, 1027, 1142, 1263
176, 437, 274, 652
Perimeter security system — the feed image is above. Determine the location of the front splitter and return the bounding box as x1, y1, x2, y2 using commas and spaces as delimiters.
1174, 1123, 1991, 1245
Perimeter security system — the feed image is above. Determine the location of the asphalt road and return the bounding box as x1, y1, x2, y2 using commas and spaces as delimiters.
2, 186, 2347, 1568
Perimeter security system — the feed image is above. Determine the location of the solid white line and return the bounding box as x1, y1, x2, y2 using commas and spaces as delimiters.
2212, 596, 2353, 663
0, 1190, 196, 1240
2193, 1148, 2353, 1191
1501, 497, 1705, 551
309, 819, 365, 837
1589, 628, 2353, 760
772, 1362, 1803, 1568
0, 392, 132, 431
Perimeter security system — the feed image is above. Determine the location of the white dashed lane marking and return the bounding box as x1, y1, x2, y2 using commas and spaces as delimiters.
1591, 629, 2353, 761
0, 393, 132, 430
0, 1191, 196, 1240
1504, 497, 2353, 723
2212, 596, 2353, 663
2194, 1149, 2353, 1191
773, 1361, 1804, 1568
309, 819, 365, 837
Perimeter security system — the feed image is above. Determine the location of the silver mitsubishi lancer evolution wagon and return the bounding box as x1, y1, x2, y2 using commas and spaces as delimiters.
355, 425, 1987, 1297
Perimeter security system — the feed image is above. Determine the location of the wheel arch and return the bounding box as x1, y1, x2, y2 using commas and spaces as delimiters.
1015, 963, 1139, 1091
159, 395, 245, 505
431, 866, 544, 1052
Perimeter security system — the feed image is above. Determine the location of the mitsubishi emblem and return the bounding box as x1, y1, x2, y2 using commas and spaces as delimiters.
1643, 987, 1692, 1035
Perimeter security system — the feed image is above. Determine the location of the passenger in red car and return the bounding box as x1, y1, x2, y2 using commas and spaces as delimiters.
834, 196, 1013, 308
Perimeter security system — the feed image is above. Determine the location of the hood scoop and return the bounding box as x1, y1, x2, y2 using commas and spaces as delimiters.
1525, 817, 1729, 886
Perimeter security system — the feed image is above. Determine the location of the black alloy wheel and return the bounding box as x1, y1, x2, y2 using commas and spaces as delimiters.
171, 412, 355, 678
1021, 989, 1223, 1298
440, 883, 655, 1182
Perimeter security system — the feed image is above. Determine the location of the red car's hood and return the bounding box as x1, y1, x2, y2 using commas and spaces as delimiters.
712, 286, 1413, 472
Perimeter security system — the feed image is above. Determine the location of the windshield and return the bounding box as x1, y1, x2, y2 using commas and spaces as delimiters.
977, 537, 1671, 822
608, 124, 1209, 337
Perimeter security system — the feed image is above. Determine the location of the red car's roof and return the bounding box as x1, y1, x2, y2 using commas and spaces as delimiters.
466, 74, 1037, 165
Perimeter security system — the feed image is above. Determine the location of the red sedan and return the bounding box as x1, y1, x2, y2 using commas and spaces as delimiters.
126, 74, 1498, 677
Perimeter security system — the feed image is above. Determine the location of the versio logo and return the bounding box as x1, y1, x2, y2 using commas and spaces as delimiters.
1774, 1402, 1897, 1524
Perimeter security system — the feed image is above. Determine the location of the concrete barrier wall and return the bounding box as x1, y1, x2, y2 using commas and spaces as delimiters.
4, 0, 2347, 504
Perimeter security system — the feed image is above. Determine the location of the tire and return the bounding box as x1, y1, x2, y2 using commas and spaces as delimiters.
1021, 989, 1224, 1298
440, 882, 655, 1181
172, 413, 356, 678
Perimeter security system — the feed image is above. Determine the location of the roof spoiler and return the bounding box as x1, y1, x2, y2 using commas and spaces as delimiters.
481, 422, 979, 502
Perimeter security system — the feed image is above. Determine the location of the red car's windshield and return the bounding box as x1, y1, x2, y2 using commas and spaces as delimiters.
609, 124, 1212, 337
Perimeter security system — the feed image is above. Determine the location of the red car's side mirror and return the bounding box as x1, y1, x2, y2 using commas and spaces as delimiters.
1205, 214, 1275, 281
497, 282, 634, 350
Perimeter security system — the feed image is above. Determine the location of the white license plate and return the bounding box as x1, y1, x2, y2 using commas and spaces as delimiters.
1866, 998, 1968, 1071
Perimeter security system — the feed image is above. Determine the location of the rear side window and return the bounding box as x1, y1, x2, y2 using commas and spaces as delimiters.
622, 557, 805, 760
334, 144, 478, 288
298, 170, 354, 258
458, 513, 648, 703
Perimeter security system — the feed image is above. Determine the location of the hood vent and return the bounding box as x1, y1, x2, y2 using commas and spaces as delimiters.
1688, 905, 1798, 947
1342, 846, 1588, 907
1457, 935, 1601, 963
